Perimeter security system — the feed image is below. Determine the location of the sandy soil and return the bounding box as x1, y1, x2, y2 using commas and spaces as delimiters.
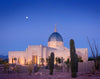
0, 70, 100, 79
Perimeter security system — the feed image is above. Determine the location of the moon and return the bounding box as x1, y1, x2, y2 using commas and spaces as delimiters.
26, 16, 28, 19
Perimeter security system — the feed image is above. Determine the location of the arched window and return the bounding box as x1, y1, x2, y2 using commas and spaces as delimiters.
18, 58, 20, 64
24, 58, 26, 65
12, 58, 13, 64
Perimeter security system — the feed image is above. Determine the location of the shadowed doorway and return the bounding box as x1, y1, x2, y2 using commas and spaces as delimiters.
32, 55, 37, 64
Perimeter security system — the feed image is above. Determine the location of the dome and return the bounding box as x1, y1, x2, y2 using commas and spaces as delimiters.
48, 25, 64, 48
48, 32, 63, 42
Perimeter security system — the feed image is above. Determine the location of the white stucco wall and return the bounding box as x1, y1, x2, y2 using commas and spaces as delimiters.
26, 45, 41, 64
8, 45, 88, 65
8, 51, 26, 65
76, 48, 88, 62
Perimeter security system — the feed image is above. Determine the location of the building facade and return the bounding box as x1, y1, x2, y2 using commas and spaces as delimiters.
8, 26, 88, 65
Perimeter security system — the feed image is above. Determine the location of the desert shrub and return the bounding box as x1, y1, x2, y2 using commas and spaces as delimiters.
91, 65, 96, 74
0, 58, 3, 64
15, 65, 20, 73
0, 58, 8, 64
56, 65, 62, 72
28, 64, 33, 75
88, 57, 94, 61
64, 58, 70, 64
64, 58, 70, 72
37, 65, 41, 72
4, 62, 9, 73
56, 57, 61, 64
78, 56, 83, 62
46, 56, 50, 67
40, 58, 45, 66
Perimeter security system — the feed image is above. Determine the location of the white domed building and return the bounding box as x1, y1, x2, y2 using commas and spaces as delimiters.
8, 26, 88, 65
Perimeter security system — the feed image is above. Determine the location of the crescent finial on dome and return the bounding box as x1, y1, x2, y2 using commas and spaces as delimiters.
54, 24, 57, 32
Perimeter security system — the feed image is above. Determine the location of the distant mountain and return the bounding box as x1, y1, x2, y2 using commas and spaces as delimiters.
0, 55, 8, 59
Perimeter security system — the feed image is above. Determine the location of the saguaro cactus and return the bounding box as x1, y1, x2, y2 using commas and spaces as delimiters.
70, 39, 78, 78
49, 52, 54, 75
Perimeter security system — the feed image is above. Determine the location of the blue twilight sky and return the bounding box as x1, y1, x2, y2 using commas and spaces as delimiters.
0, 0, 100, 57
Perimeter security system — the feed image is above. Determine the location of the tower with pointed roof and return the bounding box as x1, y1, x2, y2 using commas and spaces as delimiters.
48, 25, 64, 48
54, 24, 57, 32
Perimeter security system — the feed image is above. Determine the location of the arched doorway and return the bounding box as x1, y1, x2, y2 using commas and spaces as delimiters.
32, 55, 37, 64
18, 58, 20, 64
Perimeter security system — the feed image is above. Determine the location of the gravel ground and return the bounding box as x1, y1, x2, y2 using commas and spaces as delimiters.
0, 70, 100, 79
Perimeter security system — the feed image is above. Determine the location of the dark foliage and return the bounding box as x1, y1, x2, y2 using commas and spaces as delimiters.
56, 57, 61, 64
64, 58, 69, 64
78, 56, 83, 62
88, 57, 94, 61
0, 58, 8, 64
